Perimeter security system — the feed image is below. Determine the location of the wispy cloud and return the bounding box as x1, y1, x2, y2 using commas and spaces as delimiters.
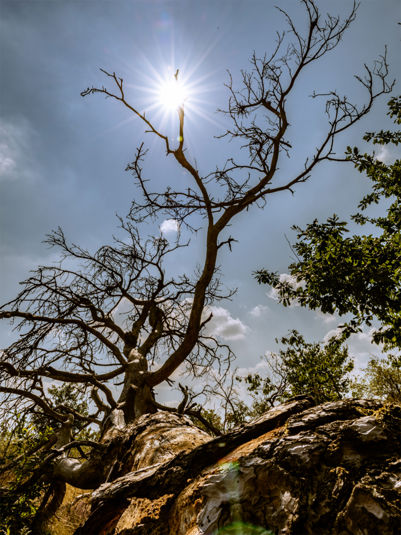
347, 329, 382, 369
0, 149, 16, 176
0, 118, 36, 182
206, 305, 248, 341
236, 357, 269, 378
315, 310, 338, 324
375, 146, 392, 164
249, 304, 269, 318
160, 218, 180, 235
323, 326, 384, 370
323, 327, 344, 344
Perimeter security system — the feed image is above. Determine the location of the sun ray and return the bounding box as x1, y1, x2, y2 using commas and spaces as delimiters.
96, 31, 225, 146
157, 74, 188, 112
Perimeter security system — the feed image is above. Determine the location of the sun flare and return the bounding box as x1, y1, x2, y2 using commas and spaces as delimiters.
128, 58, 222, 134
157, 76, 188, 111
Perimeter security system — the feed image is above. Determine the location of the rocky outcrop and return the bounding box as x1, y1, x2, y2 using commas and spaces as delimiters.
68, 398, 401, 534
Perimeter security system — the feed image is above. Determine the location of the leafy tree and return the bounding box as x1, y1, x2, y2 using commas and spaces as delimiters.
240, 330, 354, 408
256, 96, 401, 349
0, 1, 393, 529
201, 330, 353, 432
351, 354, 401, 403
0, 419, 54, 535
364, 354, 401, 402
0, 385, 94, 535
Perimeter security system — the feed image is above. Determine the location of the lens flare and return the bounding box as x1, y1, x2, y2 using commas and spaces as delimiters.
214, 462, 272, 535
216, 521, 274, 534
157, 77, 188, 111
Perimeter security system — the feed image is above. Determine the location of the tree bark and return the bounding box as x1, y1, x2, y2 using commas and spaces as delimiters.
74, 398, 313, 534
68, 398, 401, 535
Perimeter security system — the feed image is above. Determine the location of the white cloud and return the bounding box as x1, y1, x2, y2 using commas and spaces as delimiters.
249, 304, 269, 317
267, 273, 303, 307
323, 327, 345, 344
351, 330, 374, 345
315, 310, 337, 324
323, 326, 384, 370
206, 305, 248, 341
279, 273, 303, 288
0, 118, 35, 181
375, 146, 392, 164
0, 147, 16, 175
347, 329, 383, 370
160, 219, 180, 235
266, 288, 278, 301
236, 358, 269, 378
323, 326, 375, 347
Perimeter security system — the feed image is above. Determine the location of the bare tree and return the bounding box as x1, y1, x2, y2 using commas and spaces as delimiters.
0, 0, 393, 508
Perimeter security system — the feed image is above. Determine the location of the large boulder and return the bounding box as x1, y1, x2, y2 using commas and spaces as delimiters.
62, 399, 400, 534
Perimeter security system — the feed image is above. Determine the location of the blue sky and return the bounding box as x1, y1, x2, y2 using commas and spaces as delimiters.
1, 0, 400, 402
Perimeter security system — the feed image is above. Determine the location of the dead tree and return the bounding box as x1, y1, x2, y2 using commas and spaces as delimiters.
0, 0, 393, 514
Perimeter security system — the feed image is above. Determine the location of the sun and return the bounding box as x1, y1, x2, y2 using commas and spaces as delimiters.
125, 59, 222, 134
157, 76, 188, 112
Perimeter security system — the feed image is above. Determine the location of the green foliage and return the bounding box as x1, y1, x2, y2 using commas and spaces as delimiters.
216, 522, 274, 534
274, 331, 353, 403
32, 383, 94, 441
196, 408, 224, 435
201, 330, 354, 434
240, 372, 280, 416
256, 97, 401, 349
224, 400, 250, 429
0, 415, 54, 535
0, 384, 94, 535
240, 330, 354, 408
365, 354, 401, 402
48, 383, 89, 417
198, 398, 251, 435
352, 354, 401, 403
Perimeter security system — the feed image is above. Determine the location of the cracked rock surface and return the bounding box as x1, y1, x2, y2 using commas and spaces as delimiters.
65, 399, 401, 535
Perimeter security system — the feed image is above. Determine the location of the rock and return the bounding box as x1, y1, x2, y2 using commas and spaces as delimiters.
70, 399, 401, 534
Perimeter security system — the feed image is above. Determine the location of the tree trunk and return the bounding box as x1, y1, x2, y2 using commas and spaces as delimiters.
46, 410, 211, 534
117, 348, 157, 423
64, 398, 401, 535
